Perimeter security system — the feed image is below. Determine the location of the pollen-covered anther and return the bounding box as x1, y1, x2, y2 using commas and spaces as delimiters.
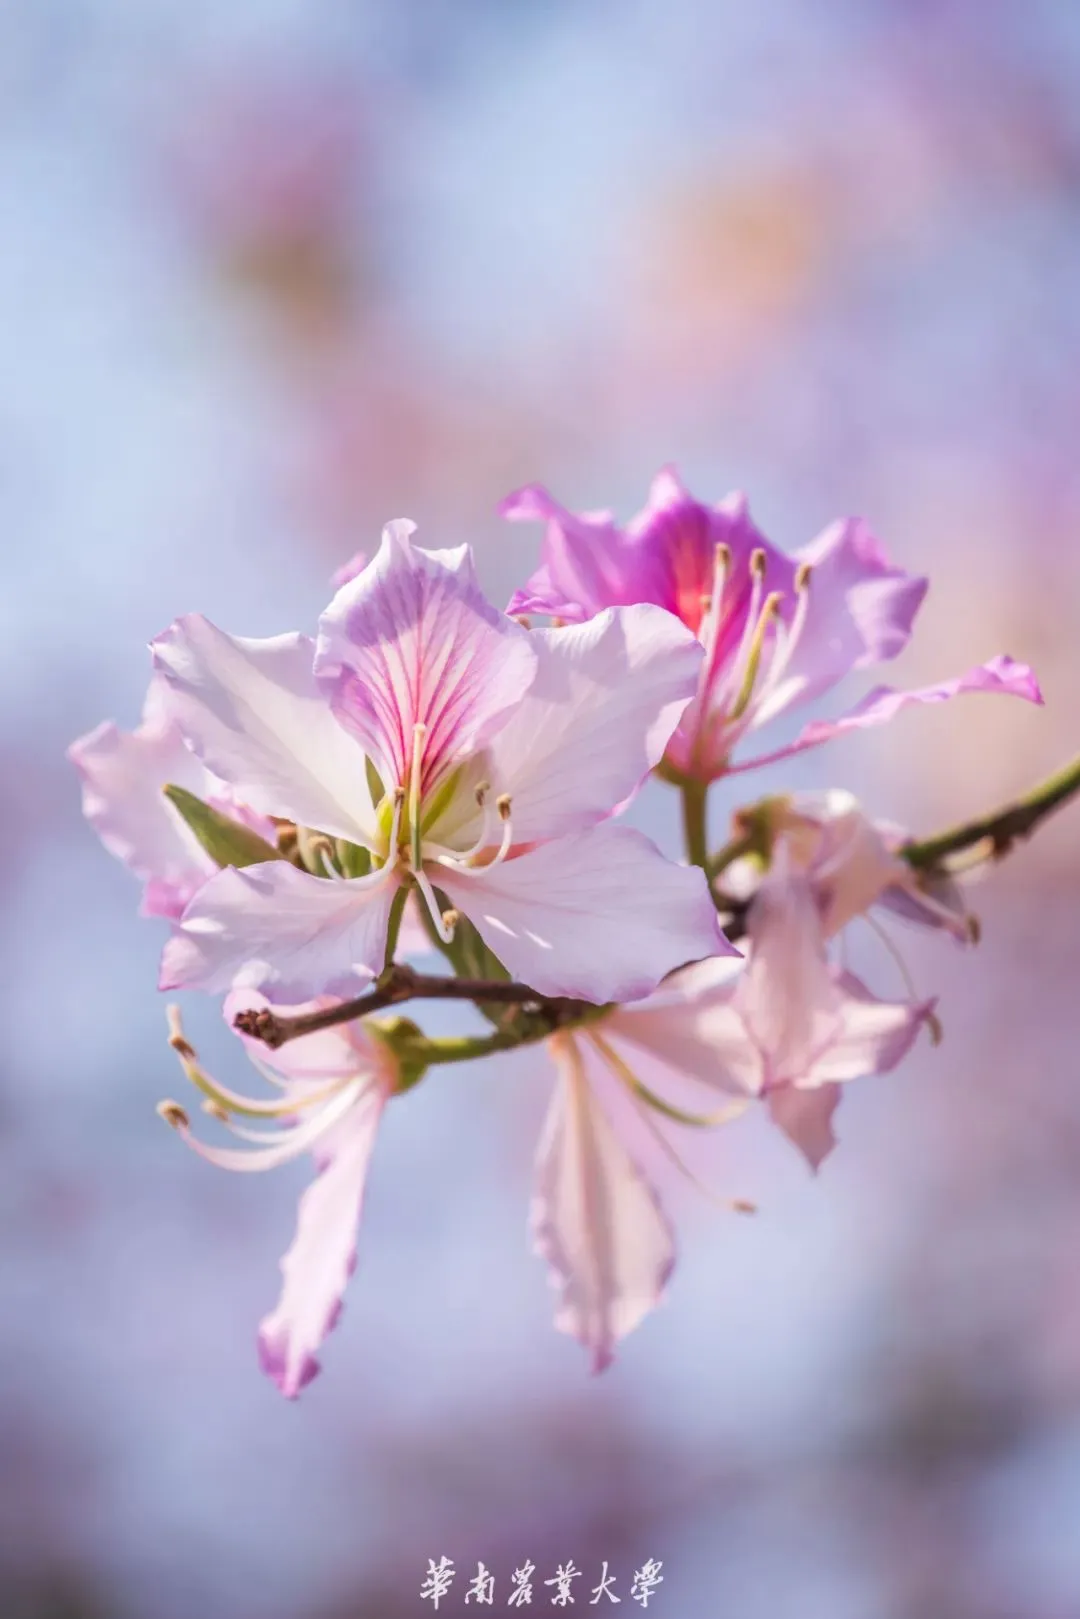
202, 1100, 230, 1123
158, 1100, 189, 1130
441, 908, 459, 937
927, 1010, 944, 1045
166, 1005, 195, 1060
794, 559, 813, 592
496, 793, 512, 820
749, 545, 768, 581
475, 781, 490, 808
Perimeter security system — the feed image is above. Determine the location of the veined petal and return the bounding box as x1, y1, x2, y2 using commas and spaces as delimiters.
531, 1034, 675, 1372
485, 606, 703, 842
804, 971, 935, 1085
766, 1084, 842, 1172
436, 824, 730, 1004
152, 617, 377, 845
316, 521, 537, 793
258, 1078, 389, 1398
160, 860, 398, 994
731, 654, 1043, 773
68, 676, 213, 918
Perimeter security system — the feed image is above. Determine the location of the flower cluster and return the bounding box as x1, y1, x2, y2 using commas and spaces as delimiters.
70, 467, 1045, 1396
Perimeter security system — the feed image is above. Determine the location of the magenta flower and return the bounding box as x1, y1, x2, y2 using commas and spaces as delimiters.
503, 467, 1042, 782
161, 990, 397, 1398
68, 675, 275, 920
154, 521, 728, 1003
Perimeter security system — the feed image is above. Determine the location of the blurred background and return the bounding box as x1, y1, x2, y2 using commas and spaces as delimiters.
2, 2, 1079, 1615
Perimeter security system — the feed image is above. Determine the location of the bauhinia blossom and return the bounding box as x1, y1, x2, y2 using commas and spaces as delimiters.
160, 990, 398, 1397
532, 893, 933, 1369
154, 520, 728, 1003
67, 674, 276, 919
503, 467, 1043, 782
728, 787, 973, 943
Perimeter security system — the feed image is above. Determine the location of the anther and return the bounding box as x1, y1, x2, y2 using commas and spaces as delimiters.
201, 1100, 229, 1123
794, 560, 812, 592
441, 909, 459, 937
496, 793, 512, 821
158, 1100, 189, 1130
966, 914, 982, 946
749, 546, 767, 580
166, 1005, 195, 1060
927, 1010, 944, 1046
475, 781, 490, 807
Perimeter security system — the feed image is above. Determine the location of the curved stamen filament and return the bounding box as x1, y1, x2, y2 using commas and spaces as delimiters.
413, 866, 458, 941
727, 590, 783, 723
435, 794, 514, 875
751, 560, 813, 716
158, 1082, 361, 1172
167, 1007, 350, 1120
588, 1033, 756, 1214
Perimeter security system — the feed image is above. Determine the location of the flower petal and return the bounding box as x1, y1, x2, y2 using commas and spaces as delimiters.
160, 860, 398, 994
68, 677, 213, 918
608, 958, 762, 1099
485, 606, 703, 841
741, 876, 841, 1081
502, 486, 630, 622
531, 1033, 675, 1372
152, 617, 376, 844
435, 824, 730, 1003
732, 654, 1043, 773
766, 1083, 842, 1172
804, 970, 935, 1085
752, 519, 928, 727
316, 521, 537, 794
258, 1079, 388, 1398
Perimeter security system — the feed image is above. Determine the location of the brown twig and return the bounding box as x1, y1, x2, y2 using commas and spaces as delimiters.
234, 963, 588, 1049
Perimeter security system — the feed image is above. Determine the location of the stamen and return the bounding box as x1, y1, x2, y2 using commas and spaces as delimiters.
927, 1010, 944, 1045
412, 866, 457, 942
749, 545, 767, 580
589, 1033, 757, 1213
167, 1005, 348, 1120
864, 913, 920, 1002
434, 791, 514, 872
752, 561, 813, 714
441, 908, 460, 938
408, 724, 427, 871
727, 590, 782, 723
158, 1100, 189, 1129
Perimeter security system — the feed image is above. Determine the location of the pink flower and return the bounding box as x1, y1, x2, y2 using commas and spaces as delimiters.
503, 467, 1042, 782
68, 675, 275, 920
763, 788, 972, 942
155, 520, 729, 1004
160, 990, 397, 1398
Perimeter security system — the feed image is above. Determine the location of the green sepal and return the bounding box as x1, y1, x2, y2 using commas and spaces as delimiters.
368, 1015, 429, 1095
164, 785, 283, 870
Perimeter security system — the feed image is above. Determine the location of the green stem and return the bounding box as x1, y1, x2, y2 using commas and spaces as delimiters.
681, 780, 710, 869
382, 882, 410, 971
901, 751, 1080, 871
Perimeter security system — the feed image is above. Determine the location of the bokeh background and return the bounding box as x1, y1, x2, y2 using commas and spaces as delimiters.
2, 2, 1079, 1615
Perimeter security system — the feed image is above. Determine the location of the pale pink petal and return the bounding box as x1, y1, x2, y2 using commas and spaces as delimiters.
531, 1035, 675, 1372
609, 958, 761, 1099
316, 521, 537, 793
485, 606, 703, 842
732, 654, 1043, 773
258, 1079, 388, 1397
766, 1083, 842, 1171
804, 971, 935, 1085
435, 824, 730, 1004
225, 987, 377, 1084
160, 860, 398, 994
152, 617, 376, 844
330, 549, 367, 589
68, 679, 212, 918
778, 789, 914, 937
740, 876, 841, 1080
